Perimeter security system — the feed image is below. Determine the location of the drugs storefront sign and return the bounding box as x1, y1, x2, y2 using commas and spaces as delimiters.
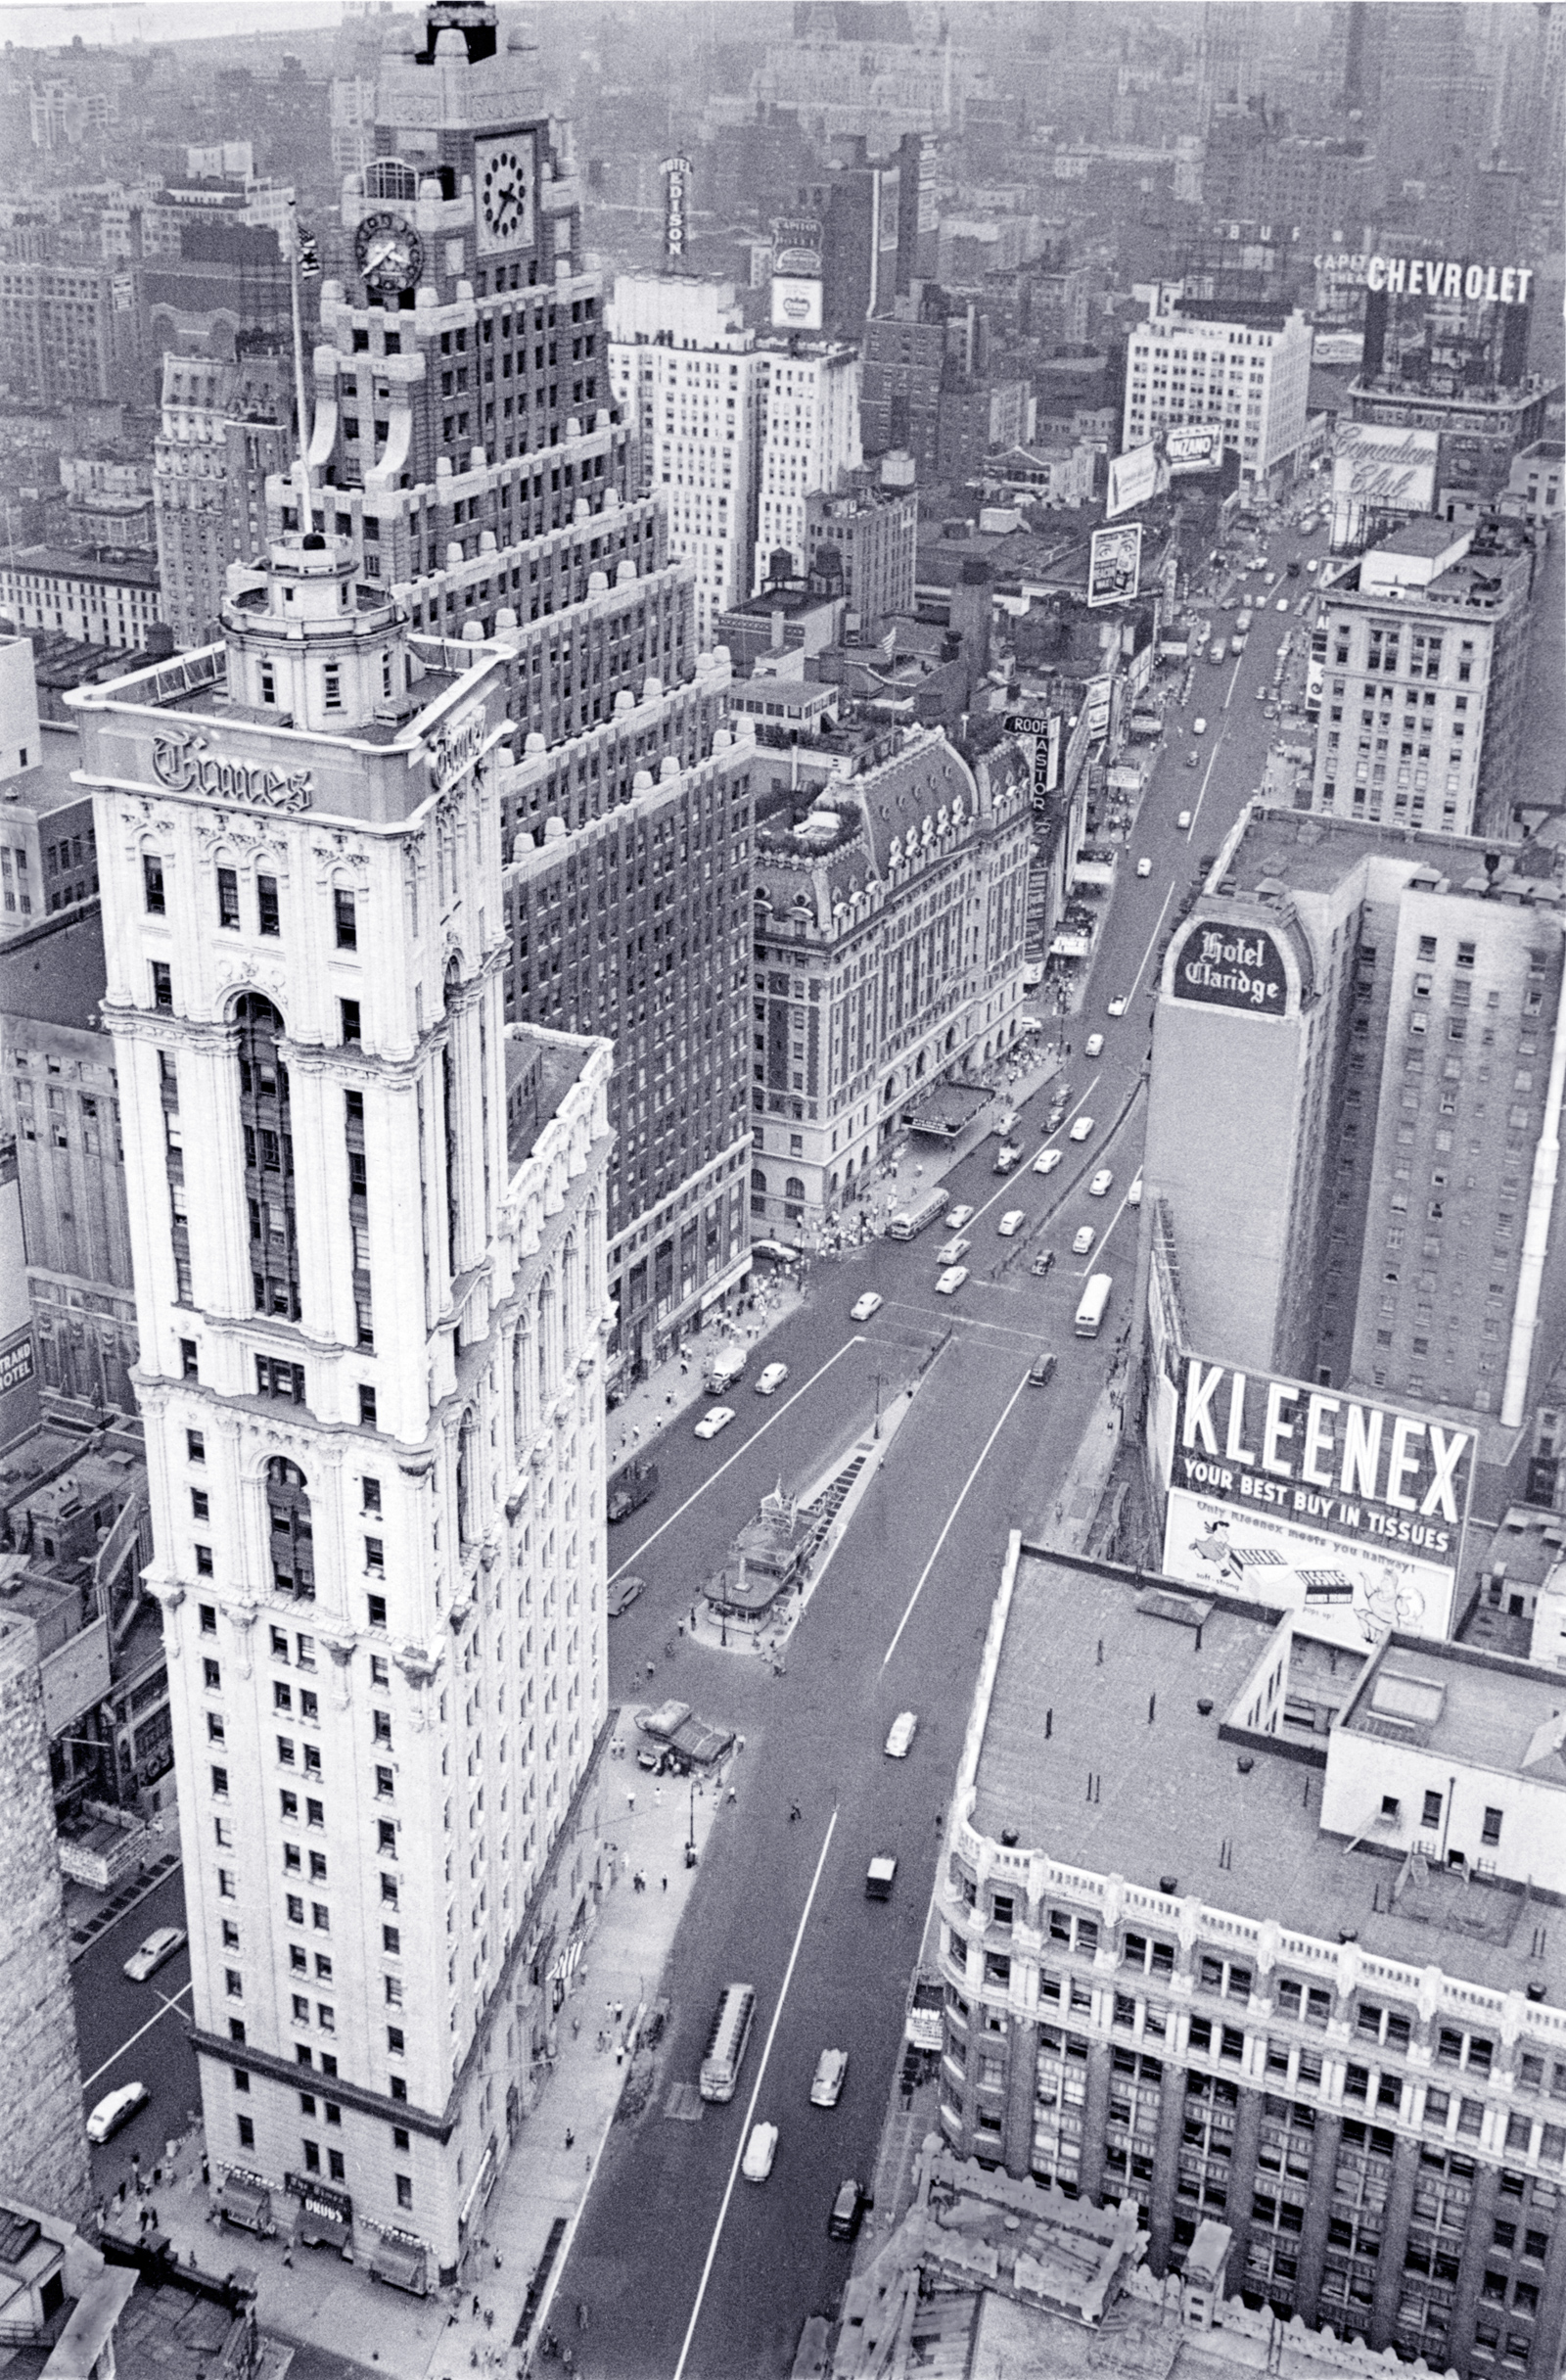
1168, 919, 1289, 1015
1162, 1360, 1473, 1641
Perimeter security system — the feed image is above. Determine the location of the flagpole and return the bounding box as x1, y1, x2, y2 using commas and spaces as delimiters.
286, 194, 314, 537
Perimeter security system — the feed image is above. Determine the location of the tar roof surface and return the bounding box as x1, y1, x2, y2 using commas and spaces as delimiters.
972, 1554, 1566, 2005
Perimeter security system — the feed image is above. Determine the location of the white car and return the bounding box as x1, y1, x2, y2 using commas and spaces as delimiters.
87, 2080, 150, 2144
1136, 856, 1152, 877
944, 1205, 974, 1231
1088, 1169, 1114, 1198
1084, 1032, 1104, 1058
936, 1265, 969, 1295
123, 1925, 187, 1983
1192, 717, 1208, 735
1176, 810, 1192, 829
936, 1236, 971, 1266
997, 1210, 1026, 1237
1276, 597, 1290, 613
755, 1363, 789, 1396
1128, 1174, 1144, 1207
810, 2049, 850, 2108
1034, 1147, 1062, 1176
885, 1710, 918, 1758
1106, 997, 1127, 1018
694, 1406, 735, 1440
743, 2122, 779, 2182
1070, 1116, 1093, 1143
1073, 1225, 1096, 1257
851, 1292, 883, 1322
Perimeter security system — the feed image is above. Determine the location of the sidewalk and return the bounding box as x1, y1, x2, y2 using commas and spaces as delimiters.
98, 1755, 742, 2378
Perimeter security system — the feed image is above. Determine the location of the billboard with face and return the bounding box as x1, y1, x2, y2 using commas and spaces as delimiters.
1087, 524, 1142, 608
1162, 1358, 1474, 1641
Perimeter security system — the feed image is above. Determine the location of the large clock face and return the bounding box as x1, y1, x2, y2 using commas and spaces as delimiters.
354, 211, 424, 296
476, 132, 535, 257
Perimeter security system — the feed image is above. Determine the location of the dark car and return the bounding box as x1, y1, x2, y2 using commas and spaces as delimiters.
828, 2179, 871, 2241
1029, 1353, 1058, 1388
1031, 1249, 1055, 1280
607, 1458, 659, 1524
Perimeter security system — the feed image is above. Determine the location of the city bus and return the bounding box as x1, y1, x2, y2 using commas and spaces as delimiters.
1075, 1273, 1113, 1338
699, 1983, 758, 2103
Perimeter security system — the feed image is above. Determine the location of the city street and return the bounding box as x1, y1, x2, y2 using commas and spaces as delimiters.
558, 504, 1327, 2376
73, 1865, 198, 2202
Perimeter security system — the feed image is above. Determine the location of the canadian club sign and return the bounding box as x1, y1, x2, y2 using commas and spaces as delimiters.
1170, 919, 1288, 1015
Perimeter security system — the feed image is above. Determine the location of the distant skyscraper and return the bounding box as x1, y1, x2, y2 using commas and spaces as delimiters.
753, 342, 862, 591
154, 349, 292, 651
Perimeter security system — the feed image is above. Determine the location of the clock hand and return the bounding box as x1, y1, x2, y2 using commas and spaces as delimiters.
364, 234, 398, 272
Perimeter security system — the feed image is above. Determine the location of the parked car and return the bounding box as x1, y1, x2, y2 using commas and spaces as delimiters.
810, 2050, 850, 2109
1136, 856, 1152, 877
743, 2123, 779, 2182
997, 1210, 1026, 1237
851, 1292, 883, 1322
1034, 1148, 1062, 1176
1029, 1353, 1058, 1387
1084, 1032, 1104, 1057
123, 1926, 186, 1983
1128, 1174, 1144, 1207
607, 1573, 646, 1618
1088, 1169, 1114, 1198
829, 2178, 872, 2239
1073, 1225, 1096, 1256
885, 1710, 918, 1758
1032, 1248, 1056, 1278
755, 1363, 789, 1396
87, 2081, 149, 2144
936, 1265, 969, 1295
1070, 1116, 1094, 1142
694, 1406, 735, 1440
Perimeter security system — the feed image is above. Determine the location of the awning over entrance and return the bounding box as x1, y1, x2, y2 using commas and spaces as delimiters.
370, 2231, 429, 2297
216, 2173, 274, 2235
289, 2175, 353, 2255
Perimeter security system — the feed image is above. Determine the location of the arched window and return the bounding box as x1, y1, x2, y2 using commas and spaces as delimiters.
751, 1167, 767, 1193
784, 1175, 806, 1203
236, 995, 299, 1321
265, 1458, 314, 1602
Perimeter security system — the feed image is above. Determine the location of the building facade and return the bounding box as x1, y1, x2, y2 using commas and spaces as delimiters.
69, 526, 617, 2284
0, 548, 161, 654
1347, 374, 1557, 524
940, 1541, 1566, 2379
0, 263, 140, 406
749, 728, 1033, 1235
1142, 804, 1566, 1424
1123, 303, 1312, 489
154, 350, 293, 654
1309, 519, 1537, 842
607, 274, 762, 650
805, 479, 917, 639
752, 340, 862, 594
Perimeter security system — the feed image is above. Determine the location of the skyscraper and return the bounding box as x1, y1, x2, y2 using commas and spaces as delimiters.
69, 527, 617, 2283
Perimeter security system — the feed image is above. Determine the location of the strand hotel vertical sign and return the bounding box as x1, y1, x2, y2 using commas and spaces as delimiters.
1163, 1360, 1475, 1641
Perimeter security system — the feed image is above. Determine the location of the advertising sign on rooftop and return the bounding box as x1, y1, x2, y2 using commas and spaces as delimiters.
1164, 424, 1222, 475
1106, 441, 1170, 522
1087, 524, 1142, 609
1161, 1358, 1474, 1642
1168, 918, 1290, 1016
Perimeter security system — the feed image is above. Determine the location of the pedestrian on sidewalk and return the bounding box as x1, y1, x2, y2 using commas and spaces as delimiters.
564, 2128, 575, 2150
662, 1876, 668, 1891
571, 2016, 580, 2039
625, 1789, 635, 1812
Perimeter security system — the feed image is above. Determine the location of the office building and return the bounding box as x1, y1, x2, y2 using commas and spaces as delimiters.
154, 350, 293, 653
499, 717, 754, 1378
0, 1611, 94, 2226
859, 311, 945, 468
0, 263, 141, 407
938, 1537, 1566, 2377
139, 219, 299, 369
69, 523, 617, 2283
1347, 372, 1558, 524
1123, 302, 1313, 490
1142, 803, 1566, 1424
749, 728, 1032, 1234
1308, 518, 1537, 842
753, 341, 862, 593
1202, 119, 1377, 253
607, 274, 762, 649
804, 478, 917, 640
0, 548, 161, 655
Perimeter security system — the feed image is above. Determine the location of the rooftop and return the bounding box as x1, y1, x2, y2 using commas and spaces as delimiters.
3, 546, 160, 589
503, 1026, 590, 1171
0, 906, 108, 1035
1338, 1637, 1566, 1779
969, 1553, 1566, 2004
1217, 803, 1562, 907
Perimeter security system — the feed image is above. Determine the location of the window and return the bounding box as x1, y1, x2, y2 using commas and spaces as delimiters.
388, 2026, 405, 2056
200, 1602, 216, 1634
395, 2174, 412, 2209
188, 1429, 206, 1463
341, 1000, 361, 1045
181, 1338, 200, 1380
1422, 1789, 1443, 1828
257, 876, 280, 937
152, 960, 173, 1011
1482, 1807, 1502, 1847
334, 890, 358, 950
237, 2115, 254, 2148
217, 866, 240, 929
312, 1903, 330, 1932
359, 1385, 379, 1429
143, 855, 166, 914
211, 1764, 228, 1797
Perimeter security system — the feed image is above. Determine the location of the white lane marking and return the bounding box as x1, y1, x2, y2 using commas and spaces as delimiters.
960, 1073, 1101, 1232
83, 1982, 193, 2093
881, 1368, 1034, 1671
1122, 882, 1177, 1007
608, 1341, 860, 1585
671, 1809, 840, 2380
